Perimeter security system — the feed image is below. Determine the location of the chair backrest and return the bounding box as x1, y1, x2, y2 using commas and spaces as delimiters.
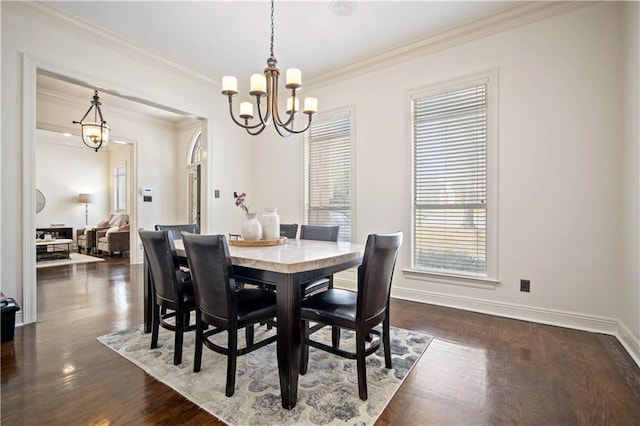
138, 229, 180, 302
357, 232, 403, 323
300, 225, 339, 242
181, 232, 236, 320
280, 223, 299, 239
155, 224, 198, 241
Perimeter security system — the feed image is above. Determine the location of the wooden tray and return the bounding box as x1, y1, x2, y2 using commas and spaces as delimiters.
228, 237, 287, 247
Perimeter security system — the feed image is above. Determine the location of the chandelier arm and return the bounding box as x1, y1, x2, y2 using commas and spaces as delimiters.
96, 105, 106, 125
278, 114, 313, 135
272, 122, 295, 138
73, 105, 94, 125
226, 96, 267, 130
271, 79, 295, 129
255, 96, 271, 127
245, 122, 268, 136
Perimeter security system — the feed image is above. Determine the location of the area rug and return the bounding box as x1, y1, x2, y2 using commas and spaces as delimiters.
98, 323, 432, 425
36, 252, 105, 269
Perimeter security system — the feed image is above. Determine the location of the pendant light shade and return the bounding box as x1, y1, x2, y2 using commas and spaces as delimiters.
73, 90, 110, 152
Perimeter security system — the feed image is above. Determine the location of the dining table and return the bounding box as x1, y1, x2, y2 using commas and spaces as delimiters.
142, 237, 364, 409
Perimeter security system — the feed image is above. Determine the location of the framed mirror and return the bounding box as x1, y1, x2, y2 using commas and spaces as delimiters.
36, 189, 46, 213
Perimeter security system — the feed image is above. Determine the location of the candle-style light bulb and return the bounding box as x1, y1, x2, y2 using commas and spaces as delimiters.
285, 68, 302, 89
240, 102, 254, 119
303, 97, 318, 114
222, 76, 238, 95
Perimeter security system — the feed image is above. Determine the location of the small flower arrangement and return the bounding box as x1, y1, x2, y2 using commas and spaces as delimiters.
235, 192, 249, 214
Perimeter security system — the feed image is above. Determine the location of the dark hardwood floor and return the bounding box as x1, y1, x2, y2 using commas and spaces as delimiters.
2, 257, 639, 424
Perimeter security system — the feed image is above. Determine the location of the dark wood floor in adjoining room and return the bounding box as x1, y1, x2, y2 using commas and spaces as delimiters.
2, 257, 639, 425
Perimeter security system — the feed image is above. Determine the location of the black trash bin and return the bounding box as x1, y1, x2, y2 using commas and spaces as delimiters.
1, 298, 20, 343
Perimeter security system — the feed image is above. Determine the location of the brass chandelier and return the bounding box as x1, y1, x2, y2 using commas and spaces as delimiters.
73, 90, 110, 152
221, 0, 317, 137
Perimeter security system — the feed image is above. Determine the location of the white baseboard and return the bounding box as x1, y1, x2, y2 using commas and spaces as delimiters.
616, 322, 640, 367
334, 277, 640, 367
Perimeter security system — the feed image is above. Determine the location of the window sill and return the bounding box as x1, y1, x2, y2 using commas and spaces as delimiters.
401, 269, 499, 290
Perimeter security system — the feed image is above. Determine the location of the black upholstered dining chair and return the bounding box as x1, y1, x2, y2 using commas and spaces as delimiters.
181, 232, 278, 397
299, 232, 403, 401
155, 224, 198, 268
300, 224, 340, 295
279, 223, 299, 239
155, 223, 198, 240
300, 224, 340, 242
139, 229, 196, 365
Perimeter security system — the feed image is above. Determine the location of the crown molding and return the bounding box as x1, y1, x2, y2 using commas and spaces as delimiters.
6, 1, 594, 93
305, 1, 594, 90
4, 1, 218, 88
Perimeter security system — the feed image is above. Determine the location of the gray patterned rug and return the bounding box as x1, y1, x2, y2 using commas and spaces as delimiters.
98, 323, 432, 425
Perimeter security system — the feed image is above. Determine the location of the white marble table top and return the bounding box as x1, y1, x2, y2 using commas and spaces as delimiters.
36, 238, 73, 246
174, 238, 364, 274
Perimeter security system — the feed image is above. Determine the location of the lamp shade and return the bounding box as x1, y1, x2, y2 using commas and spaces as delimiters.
78, 193, 95, 204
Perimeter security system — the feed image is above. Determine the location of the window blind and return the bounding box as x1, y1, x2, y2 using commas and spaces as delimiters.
304, 110, 352, 242
412, 83, 488, 276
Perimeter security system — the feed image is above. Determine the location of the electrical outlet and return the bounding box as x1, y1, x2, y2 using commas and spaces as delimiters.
520, 279, 530, 292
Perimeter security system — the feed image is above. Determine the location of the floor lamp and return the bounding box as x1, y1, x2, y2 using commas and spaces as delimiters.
78, 193, 95, 226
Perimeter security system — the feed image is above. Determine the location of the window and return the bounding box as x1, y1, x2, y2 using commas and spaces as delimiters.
411, 76, 496, 279
187, 132, 201, 228
113, 162, 127, 213
304, 109, 353, 242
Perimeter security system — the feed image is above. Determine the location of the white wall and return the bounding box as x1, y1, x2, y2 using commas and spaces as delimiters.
35, 135, 110, 235
1, 2, 253, 323
621, 2, 640, 347
254, 3, 639, 354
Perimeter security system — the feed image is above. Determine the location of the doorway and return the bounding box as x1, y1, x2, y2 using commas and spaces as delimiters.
23, 62, 204, 324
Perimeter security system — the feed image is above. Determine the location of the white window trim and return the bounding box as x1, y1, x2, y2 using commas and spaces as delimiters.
112, 160, 127, 213
404, 68, 499, 288
187, 130, 202, 166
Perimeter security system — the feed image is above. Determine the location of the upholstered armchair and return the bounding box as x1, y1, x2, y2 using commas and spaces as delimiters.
77, 228, 99, 254
79, 213, 130, 256
96, 228, 130, 257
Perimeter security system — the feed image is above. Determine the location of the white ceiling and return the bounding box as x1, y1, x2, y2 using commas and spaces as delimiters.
46, 1, 521, 88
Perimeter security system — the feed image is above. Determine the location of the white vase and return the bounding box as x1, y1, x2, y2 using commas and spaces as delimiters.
241, 213, 262, 241
261, 208, 280, 240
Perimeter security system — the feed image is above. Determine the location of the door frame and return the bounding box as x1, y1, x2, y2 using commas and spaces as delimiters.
21, 54, 203, 324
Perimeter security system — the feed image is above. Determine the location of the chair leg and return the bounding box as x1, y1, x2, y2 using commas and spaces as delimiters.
383, 315, 392, 369
300, 320, 310, 375
226, 328, 238, 397
193, 316, 203, 373
331, 326, 341, 349
174, 309, 184, 365
246, 324, 254, 346
356, 329, 368, 401
151, 303, 160, 349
